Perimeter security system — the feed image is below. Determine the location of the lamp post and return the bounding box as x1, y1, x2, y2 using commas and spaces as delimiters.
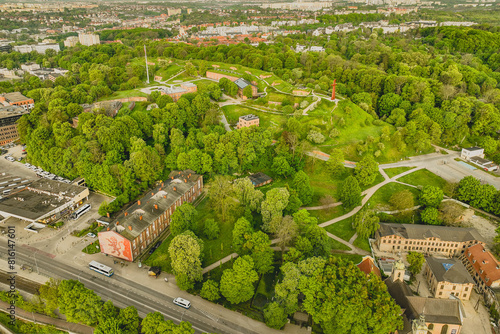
33, 250, 39, 274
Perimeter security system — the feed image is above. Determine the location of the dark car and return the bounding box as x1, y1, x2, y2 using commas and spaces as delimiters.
148, 241, 162, 254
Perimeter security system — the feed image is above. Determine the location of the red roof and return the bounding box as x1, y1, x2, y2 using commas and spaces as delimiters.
464, 244, 500, 286
357, 256, 381, 278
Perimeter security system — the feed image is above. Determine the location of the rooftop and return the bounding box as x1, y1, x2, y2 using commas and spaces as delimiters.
426, 257, 474, 285
248, 172, 271, 186
378, 223, 484, 243
105, 170, 201, 241
234, 78, 252, 89
357, 256, 381, 278
463, 146, 483, 152
0, 105, 29, 118
239, 114, 259, 121
1, 92, 32, 103
463, 244, 500, 286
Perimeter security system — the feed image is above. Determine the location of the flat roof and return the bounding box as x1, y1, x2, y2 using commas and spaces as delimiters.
2, 92, 32, 103
239, 114, 259, 121
234, 78, 252, 89
464, 146, 483, 151
28, 178, 88, 199
0, 105, 29, 118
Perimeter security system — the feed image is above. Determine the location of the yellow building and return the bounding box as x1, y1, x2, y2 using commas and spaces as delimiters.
376, 223, 484, 257
424, 257, 474, 300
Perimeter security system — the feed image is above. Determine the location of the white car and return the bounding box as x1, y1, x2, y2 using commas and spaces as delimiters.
86, 233, 96, 238
25, 163, 31, 168
6, 157, 14, 162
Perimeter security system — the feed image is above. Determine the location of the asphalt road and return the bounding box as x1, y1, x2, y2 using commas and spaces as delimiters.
0, 241, 257, 334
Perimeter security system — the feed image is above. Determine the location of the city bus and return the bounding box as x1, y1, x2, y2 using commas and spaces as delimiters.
71, 204, 91, 219
89, 261, 114, 277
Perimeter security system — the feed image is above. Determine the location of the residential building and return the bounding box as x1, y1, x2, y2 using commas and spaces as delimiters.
98, 170, 203, 262
424, 257, 474, 300
64, 36, 79, 48
0, 92, 34, 111
461, 146, 484, 160
234, 78, 257, 100
385, 261, 463, 334
159, 82, 197, 102
460, 244, 500, 293
375, 223, 484, 256
469, 156, 498, 171
237, 114, 259, 129
0, 178, 89, 224
248, 172, 272, 188
20, 63, 40, 71
0, 105, 29, 145
78, 33, 100, 46
167, 8, 182, 16
13, 43, 60, 54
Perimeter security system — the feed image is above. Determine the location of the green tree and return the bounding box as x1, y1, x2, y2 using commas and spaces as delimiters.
168, 231, 204, 290
407, 252, 425, 277
203, 219, 220, 240
352, 209, 380, 239
261, 187, 290, 231
170, 203, 197, 237
232, 177, 264, 212
209, 175, 237, 222
232, 217, 253, 253
220, 256, 259, 304
58, 280, 102, 325
264, 302, 288, 329
242, 85, 253, 98
117, 306, 140, 334
389, 189, 415, 211
419, 185, 443, 208
339, 176, 362, 210
244, 231, 274, 275
326, 148, 345, 177
421, 207, 440, 225
272, 156, 294, 178
95, 318, 123, 334
38, 278, 59, 317
291, 170, 314, 206
200, 280, 220, 301
354, 155, 379, 186
458, 176, 481, 203
184, 62, 197, 77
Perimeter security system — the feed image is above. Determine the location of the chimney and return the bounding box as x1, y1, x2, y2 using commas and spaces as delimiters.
125, 212, 128, 216
171, 176, 174, 179
106, 212, 110, 218
138, 200, 141, 206
128, 226, 132, 231
107, 227, 110, 231
184, 179, 187, 183
140, 216, 143, 220
154, 204, 158, 209
151, 192, 154, 196
173, 187, 176, 191
162, 183, 164, 187
116, 221, 119, 225
178, 171, 181, 175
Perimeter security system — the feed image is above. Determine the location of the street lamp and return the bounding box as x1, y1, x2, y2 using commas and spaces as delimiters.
33, 250, 39, 274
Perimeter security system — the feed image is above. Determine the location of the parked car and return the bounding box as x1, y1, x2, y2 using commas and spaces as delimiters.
86, 233, 96, 238
173, 297, 191, 309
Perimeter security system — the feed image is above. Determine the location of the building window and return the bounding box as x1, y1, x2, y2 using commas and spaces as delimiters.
465, 287, 468, 291
439, 292, 442, 296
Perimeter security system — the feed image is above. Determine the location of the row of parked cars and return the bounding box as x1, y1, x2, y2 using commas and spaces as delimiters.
24, 163, 72, 183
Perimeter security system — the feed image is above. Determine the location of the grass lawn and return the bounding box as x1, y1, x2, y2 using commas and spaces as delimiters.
329, 238, 351, 251
383, 166, 416, 179
82, 240, 100, 255
353, 236, 371, 253
397, 169, 448, 190
307, 206, 345, 224
222, 104, 288, 131
155, 64, 183, 80
144, 234, 174, 272
323, 217, 355, 242
366, 182, 420, 211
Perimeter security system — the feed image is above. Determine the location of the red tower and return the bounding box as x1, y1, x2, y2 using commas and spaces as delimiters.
331, 79, 337, 101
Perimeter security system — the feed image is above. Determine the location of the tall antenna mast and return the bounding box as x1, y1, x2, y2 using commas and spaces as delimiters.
144, 45, 150, 84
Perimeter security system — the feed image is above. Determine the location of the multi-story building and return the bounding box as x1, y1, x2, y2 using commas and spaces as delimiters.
375, 223, 484, 256
237, 114, 259, 129
460, 244, 500, 293
98, 170, 203, 262
13, 44, 60, 54
0, 92, 34, 112
159, 82, 197, 102
0, 105, 29, 145
78, 33, 100, 46
234, 78, 257, 100
167, 8, 182, 16
64, 36, 79, 48
424, 257, 474, 300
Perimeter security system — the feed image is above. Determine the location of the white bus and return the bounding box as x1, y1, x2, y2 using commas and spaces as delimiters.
89, 261, 114, 277
71, 204, 91, 219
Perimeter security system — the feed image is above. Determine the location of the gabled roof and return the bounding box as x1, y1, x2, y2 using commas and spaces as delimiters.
377, 223, 484, 243
234, 78, 253, 89
463, 244, 500, 286
248, 172, 272, 186
426, 257, 474, 285
357, 256, 381, 278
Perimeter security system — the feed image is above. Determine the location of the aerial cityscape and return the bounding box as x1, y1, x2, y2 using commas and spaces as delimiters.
0, 0, 500, 333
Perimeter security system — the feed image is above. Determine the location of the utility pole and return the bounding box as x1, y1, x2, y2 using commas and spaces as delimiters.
144, 45, 150, 84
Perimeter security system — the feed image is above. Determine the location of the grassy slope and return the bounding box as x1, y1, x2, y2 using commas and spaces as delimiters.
397, 169, 448, 190
384, 166, 416, 179
366, 182, 420, 211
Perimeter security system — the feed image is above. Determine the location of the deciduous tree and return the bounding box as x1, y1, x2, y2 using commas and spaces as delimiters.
220, 256, 258, 304
339, 176, 362, 210
168, 231, 204, 290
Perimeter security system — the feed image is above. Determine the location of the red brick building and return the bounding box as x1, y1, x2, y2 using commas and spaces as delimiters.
98, 170, 203, 261
460, 244, 500, 293
0, 92, 34, 111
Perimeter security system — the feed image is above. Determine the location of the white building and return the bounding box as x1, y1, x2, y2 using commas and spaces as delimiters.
78, 33, 100, 46
64, 36, 79, 48
461, 147, 484, 160
13, 43, 60, 54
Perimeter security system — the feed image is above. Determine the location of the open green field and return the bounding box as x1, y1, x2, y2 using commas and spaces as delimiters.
397, 169, 448, 190
99, 89, 147, 101
366, 182, 420, 210
324, 217, 355, 242
307, 206, 345, 224
384, 166, 416, 179
222, 105, 288, 131
155, 64, 184, 81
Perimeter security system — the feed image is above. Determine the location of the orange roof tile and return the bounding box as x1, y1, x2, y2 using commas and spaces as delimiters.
464, 244, 500, 286
357, 256, 381, 278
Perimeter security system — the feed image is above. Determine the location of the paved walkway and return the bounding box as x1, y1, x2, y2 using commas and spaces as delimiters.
202, 253, 238, 274
0, 300, 93, 334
